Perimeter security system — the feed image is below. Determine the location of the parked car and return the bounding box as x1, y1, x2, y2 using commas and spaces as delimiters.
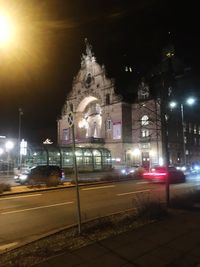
143, 166, 186, 183
14, 165, 65, 185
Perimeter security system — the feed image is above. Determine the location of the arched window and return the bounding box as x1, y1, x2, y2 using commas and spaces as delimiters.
141, 115, 149, 126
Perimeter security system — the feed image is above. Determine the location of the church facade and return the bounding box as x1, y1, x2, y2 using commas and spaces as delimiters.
57, 41, 200, 169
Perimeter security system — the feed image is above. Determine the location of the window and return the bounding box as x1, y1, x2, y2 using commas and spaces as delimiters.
194, 124, 197, 134
189, 123, 192, 133
70, 103, 73, 112
141, 129, 149, 137
141, 115, 149, 126
106, 119, 112, 131
105, 94, 110, 105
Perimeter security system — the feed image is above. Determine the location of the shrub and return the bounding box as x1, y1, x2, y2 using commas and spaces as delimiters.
83, 216, 114, 234
46, 176, 59, 187
100, 173, 116, 181
170, 190, 200, 210
0, 183, 11, 194
134, 194, 168, 221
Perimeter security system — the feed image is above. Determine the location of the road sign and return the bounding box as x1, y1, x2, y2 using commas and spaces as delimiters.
66, 112, 74, 128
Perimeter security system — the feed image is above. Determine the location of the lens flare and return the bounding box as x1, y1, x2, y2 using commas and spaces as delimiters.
0, 12, 16, 46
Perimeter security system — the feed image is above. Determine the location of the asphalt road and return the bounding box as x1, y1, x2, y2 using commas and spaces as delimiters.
0, 176, 200, 251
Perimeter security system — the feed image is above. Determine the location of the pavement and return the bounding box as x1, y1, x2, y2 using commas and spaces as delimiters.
35, 210, 200, 267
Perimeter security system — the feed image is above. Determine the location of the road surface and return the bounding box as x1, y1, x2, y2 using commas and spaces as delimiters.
0, 176, 200, 251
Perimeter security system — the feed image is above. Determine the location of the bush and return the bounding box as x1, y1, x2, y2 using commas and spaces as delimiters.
134, 194, 168, 221
46, 176, 60, 187
0, 183, 11, 194
170, 190, 200, 210
83, 216, 114, 234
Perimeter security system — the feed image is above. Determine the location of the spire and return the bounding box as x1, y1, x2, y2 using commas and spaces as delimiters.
81, 38, 96, 67
85, 38, 93, 58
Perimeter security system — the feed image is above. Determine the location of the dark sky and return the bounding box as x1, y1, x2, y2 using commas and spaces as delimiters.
0, 0, 199, 144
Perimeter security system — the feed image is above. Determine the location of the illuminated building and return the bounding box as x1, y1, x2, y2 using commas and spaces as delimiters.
57, 40, 200, 168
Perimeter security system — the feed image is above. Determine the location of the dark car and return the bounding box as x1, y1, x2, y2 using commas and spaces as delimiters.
143, 166, 186, 183
14, 165, 65, 185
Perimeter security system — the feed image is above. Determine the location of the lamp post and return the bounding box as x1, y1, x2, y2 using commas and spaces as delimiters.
180, 104, 186, 165
169, 97, 196, 166
18, 108, 23, 170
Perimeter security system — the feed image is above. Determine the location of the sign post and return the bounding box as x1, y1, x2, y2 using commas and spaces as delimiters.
67, 112, 81, 234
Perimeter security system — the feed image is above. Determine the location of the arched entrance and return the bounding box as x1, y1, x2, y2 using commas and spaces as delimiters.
76, 96, 102, 140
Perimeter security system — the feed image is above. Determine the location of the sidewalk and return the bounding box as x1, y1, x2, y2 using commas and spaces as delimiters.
35, 211, 200, 267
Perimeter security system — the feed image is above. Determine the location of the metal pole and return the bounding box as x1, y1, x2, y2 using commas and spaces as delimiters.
181, 104, 186, 165
72, 124, 82, 234
18, 108, 23, 170
7, 152, 10, 176
160, 96, 170, 206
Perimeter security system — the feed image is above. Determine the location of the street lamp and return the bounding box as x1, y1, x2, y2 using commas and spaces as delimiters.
18, 108, 23, 169
169, 97, 196, 165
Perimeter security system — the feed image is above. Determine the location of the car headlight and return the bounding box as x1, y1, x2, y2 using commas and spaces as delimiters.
19, 174, 28, 180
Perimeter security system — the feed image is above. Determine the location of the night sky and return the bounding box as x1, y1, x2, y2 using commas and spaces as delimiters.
0, 0, 199, 144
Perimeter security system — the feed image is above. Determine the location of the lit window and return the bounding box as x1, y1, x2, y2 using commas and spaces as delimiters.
141, 129, 149, 137
141, 115, 149, 126
194, 124, 197, 134
184, 136, 187, 144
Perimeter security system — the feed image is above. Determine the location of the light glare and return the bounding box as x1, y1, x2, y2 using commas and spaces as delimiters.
0, 12, 16, 46
186, 97, 195, 105
169, 101, 177, 108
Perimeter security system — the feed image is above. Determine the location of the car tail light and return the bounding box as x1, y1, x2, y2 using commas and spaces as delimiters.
143, 172, 167, 179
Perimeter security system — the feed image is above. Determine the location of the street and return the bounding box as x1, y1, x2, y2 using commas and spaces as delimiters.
0, 175, 200, 251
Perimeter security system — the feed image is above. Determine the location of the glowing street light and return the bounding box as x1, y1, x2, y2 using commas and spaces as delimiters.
5, 140, 14, 151
186, 97, 195, 106
0, 12, 16, 47
169, 101, 177, 109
